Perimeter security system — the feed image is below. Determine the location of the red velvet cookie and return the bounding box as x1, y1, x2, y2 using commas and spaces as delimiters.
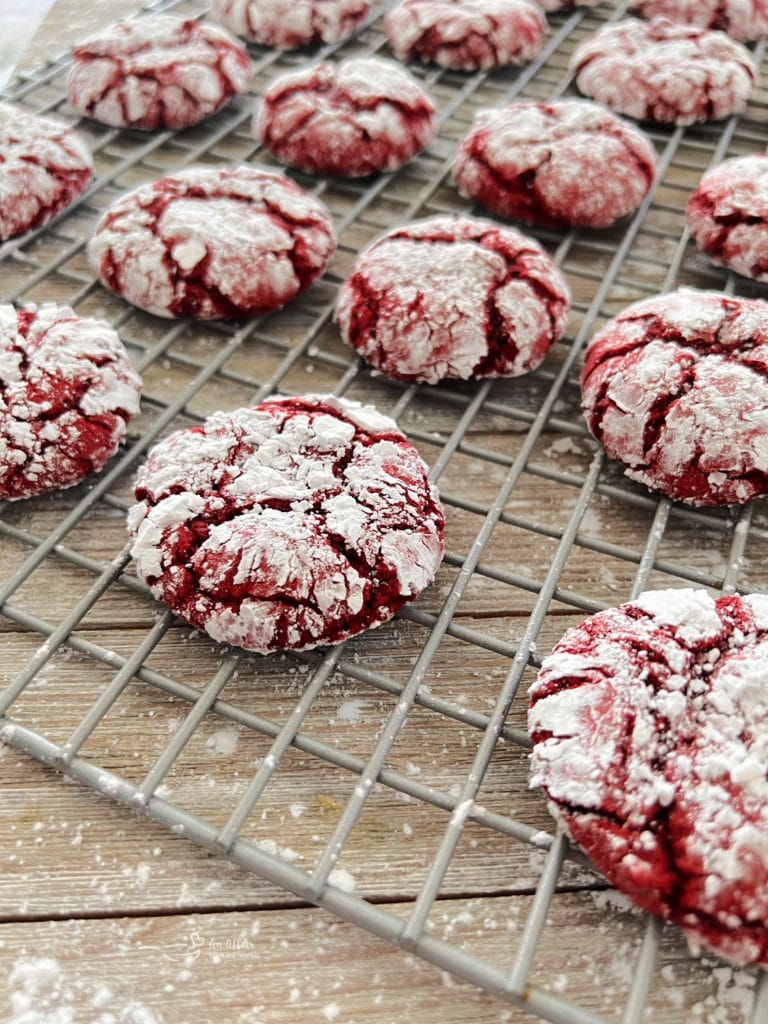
686, 155, 768, 282
335, 215, 570, 384
384, 0, 546, 71
127, 394, 445, 653
88, 166, 336, 320
570, 18, 757, 125
65, 15, 252, 132
0, 304, 142, 501
254, 57, 436, 178
210, 0, 370, 49
529, 587, 768, 968
634, 0, 768, 42
580, 288, 768, 508
0, 104, 92, 242
452, 99, 657, 229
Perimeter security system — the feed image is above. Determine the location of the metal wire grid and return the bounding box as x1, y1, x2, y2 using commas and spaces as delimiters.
2, 0, 768, 1020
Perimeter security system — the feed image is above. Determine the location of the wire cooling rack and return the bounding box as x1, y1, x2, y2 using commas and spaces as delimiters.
3, 1, 768, 1021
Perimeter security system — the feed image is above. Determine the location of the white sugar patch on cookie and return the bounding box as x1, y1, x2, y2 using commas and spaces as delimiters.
635, 0, 768, 42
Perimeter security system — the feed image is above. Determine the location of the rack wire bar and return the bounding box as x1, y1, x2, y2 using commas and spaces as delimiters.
2, 1, 768, 1021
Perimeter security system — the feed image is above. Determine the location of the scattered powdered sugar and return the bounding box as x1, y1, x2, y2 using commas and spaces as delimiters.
205, 727, 239, 756
8, 957, 161, 1024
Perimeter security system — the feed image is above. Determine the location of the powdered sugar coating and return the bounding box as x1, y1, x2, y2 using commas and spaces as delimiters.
127, 394, 445, 653
254, 58, 436, 178
529, 588, 768, 968
0, 104, 92, 242
88, 166, 336, 320
580, 288, 768, 507
452, 99, 657, 229
635, 0, 768, 42
0, 304, 142, 501
571, 18, 757, 125
335, 215, 570, 384
384, 0, 546, 71
687, 155, 768, 282
65, 15, 252, 132
210, 0, 369, 49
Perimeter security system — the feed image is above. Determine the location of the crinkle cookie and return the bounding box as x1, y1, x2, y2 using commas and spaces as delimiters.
66, 15, 252, 131
580, 288, 768, 507
127, 394, 445, 653
384, 0, 546, 71
634, 0, 768, 42
529, 587, 768, 968
210, 0, 370, 49
0, 304, 141, 501
0, 104, 92, 241
452, 99, 657, 228
88, 166, 336, 320
254, 57, 435, 178
686, 155, 768, 282
335, 215, 570, 384
570, 18, 757, 125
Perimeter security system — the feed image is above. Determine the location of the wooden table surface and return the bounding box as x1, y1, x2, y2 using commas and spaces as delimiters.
3, 2, 768, 1022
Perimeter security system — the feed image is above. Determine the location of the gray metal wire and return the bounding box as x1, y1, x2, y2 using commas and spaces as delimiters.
2, 0, 768, 1021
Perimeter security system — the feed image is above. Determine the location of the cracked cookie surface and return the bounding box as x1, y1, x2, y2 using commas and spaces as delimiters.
66, 15, 252, 131
580, 288, 768, 507
529, 588, 768, 968
335, 215, 570, 384
88, 166, 336, 320
127, 394, 445, 653
571, 18, 757, 125
384, 0, 545, 71
687, 154, 768, 282
0, 104, 92, 242
0, 304, 142, 501
255, 58, 435, 178
452, 99, 657, 228
634, 0, 768, 42
210, 0, 370, 49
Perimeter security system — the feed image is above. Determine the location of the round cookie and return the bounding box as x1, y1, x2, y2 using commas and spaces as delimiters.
0, 304, 142, 501
65, 15, 252, 132
580, 288, 768, 508
254, 57, 436, 178
570, 18, 757, 125
452, 99, 657, 229
210, 0, 370, 49
0, 104, 92, 242
335, 215, 570, 384
529, 587, 768, 968
634, 0, 768, 43
686, 155, 768, 282
127, 394, 445, 653
384, 0, 546, 71
88, 166, 336, 320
